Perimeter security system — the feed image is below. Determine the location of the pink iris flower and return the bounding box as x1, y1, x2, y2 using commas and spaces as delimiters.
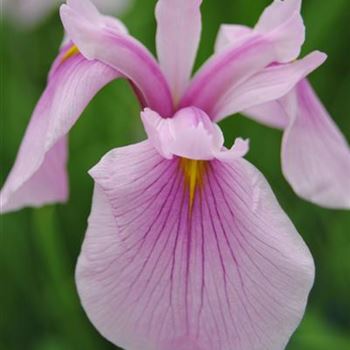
1, 0, 350, 349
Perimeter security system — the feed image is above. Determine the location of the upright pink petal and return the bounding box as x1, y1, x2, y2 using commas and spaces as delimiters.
180, 36, 281, 116
215, 0, 303, 59
155, 0, 202, 103
255, 0, 304, 62
0, 43, 120, 213
281, 80, 350, 208
214, 24, 251, 52
212, 51, 327, 121
180, 0, 304, 116
60, 0, 173, 117
76, 141, 314, 350
255, 0, 302, 32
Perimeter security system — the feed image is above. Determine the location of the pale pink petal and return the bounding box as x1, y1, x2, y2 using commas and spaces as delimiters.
244, 101, 288, 129
215, 0, 303, 60
0, 44, 120, 213
180, 36, 282, 116
156, 0, 202, 103
255, 0, 302, 32
255, 0, 304, 62
140, 108, 173, 159
0, 138, 68, 213
67, 0, 101, 21
141, 107, 236, 161
213, 51, 327, 121
281, 80, 350, 209
60, 0, 173, 116
214, 24, 252, 53
180, 0, 304, 116
215, 138, 250, 161
76, 141, 314, 350
242, 80, 350, 208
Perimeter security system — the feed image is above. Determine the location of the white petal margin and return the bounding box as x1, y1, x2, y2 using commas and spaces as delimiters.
76, 141, 315, 350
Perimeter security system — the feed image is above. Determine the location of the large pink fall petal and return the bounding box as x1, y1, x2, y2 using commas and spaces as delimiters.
60, 0, 173, 117
156, 0, 202, 103
282, 80, 350, 209
76, 141, 314, 350
212, 51, 327, 121
0, 44, 120, 213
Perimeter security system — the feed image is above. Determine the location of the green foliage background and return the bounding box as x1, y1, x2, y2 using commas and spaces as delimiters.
1, 0, 349, 349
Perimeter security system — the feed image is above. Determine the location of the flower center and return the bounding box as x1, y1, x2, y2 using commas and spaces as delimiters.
180, 158, 207, 212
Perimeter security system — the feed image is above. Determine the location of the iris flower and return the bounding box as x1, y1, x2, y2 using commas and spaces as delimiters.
1, 0, 350, 349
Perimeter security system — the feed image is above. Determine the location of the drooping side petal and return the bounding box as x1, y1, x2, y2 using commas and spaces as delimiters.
155, 0, 202, 103
60, 0, 173, 117
281, 80, 350, 209
180, 0, 304, 116
76, 141, 314, 350
0, 44, 120, 213
212, 51, 327, 121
